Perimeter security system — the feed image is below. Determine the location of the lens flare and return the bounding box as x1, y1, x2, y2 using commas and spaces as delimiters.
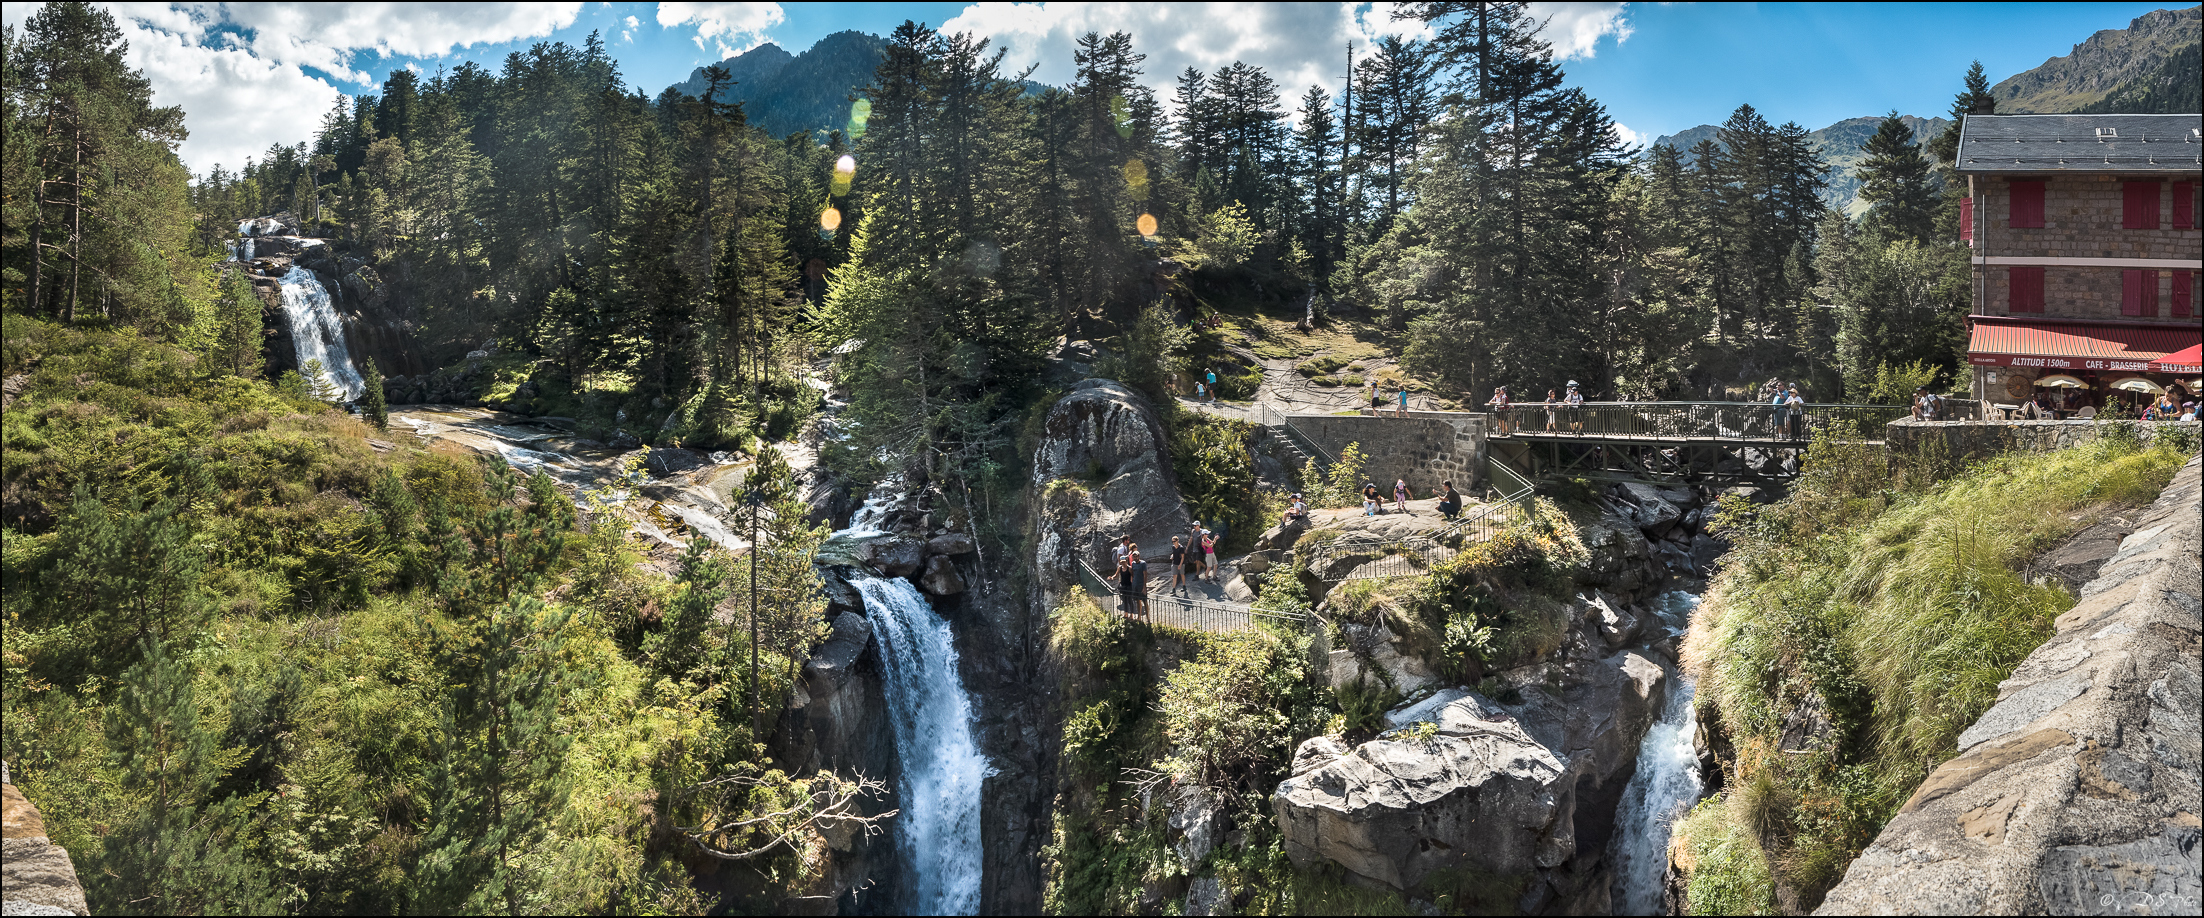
831, 154, 856, 196
847, 99, 872, 139
1123, 158, 1149, 201
821, 207, 843, 232
1137, 213, 1158, 237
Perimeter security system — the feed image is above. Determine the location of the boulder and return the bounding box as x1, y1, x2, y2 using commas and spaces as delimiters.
1184, 876, 1231, 917
802, 612, 872, 700
1029, 380, 1191, 589
1223, 575, 1256, 602
644, 448, 708, 476
1258, 518, 1311, 550
860, 537, 923, 578
1327, 621, 1440, 695
919, 554, 966, 596
1168, 785, 1227, 868
1584, 593, 1640, 651
1274, 696, 1571, 890
1620, 483, 1683, 534
925, 532, 977, 557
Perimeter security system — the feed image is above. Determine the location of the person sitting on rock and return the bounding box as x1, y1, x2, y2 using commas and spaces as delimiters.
1436, 482, 1462, 521
1362, 481, 1382, 515
1281, 492, 1310, 525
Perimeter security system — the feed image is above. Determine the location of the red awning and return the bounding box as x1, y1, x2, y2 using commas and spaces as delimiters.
1967, 317, 2202, 373
2152, 343, 2203, 374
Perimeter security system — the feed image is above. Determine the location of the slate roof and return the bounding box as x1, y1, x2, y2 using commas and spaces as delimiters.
1954, 113, 2203, 174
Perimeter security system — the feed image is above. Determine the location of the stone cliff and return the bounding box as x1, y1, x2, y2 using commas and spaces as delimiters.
1, 766, 89, 917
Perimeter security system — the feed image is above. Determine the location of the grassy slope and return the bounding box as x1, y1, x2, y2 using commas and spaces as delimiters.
0, 311, 789, 914
1676, 430, 2194, 913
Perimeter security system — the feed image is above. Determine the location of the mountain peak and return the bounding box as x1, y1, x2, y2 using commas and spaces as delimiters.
1991, 5, 2201, 114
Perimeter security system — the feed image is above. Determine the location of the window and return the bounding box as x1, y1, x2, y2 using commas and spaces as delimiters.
2176, 272, 2194, 319
2175, 182, 2195, 230
2008, 180, 2045, 228
2122, 269, 2157, 317
2008, 266, 2044, 313
2123, 182, 2161, 229
1960, 196, 1974, 242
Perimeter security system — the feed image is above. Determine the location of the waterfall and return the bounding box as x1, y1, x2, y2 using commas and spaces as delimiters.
854, 576, 991, 915
279, 266, 363, 400
1611, 591, 1704, 914
235, 219, 256, 262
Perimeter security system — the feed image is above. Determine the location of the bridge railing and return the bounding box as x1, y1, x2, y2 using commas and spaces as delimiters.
1076, 557, 1309, 633
1487, 401, 1909, 441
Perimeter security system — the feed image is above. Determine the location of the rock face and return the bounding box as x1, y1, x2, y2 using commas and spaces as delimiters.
1030, 380, 1190, 588
2, 773, 90, 917
1275, 692, 1570, 890
1815, 456, 2203, 916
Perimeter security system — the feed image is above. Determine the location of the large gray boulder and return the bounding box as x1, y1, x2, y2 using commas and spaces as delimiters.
1030, 380, 1190, 584
1274, 694, 1571, 891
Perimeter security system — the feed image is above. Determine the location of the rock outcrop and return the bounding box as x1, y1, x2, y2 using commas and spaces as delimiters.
1030, 380, 1189, 591
2, 769, 90, 917
1815, 456, 2202, 915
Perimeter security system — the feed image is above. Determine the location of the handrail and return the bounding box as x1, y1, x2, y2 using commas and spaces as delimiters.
1482, 401, 1911, 442
1076, 556, 1308, 633
1254, 401, 1339, 468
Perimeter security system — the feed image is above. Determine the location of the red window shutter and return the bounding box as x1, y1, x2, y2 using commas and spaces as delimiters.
2122, 269, 2158, 317
1960, 196, 1974, 242
2008, 181, 2045, 228
2174, 182, 2195, 230
2009, 266, 2044, 313
2123, 182, 2161, 229
2175, 271, 2194, 318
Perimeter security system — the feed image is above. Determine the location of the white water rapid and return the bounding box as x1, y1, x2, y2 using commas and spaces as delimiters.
278, 265, 363, 400
1611, 591, 1705, 914
234, 219, 256, 262
853, 576, 991, 915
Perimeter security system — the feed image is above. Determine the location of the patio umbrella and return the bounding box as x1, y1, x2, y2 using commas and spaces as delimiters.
2109, 377, 2165, 394
2148, 343, 2202, 374
2034, 374, 2085, 388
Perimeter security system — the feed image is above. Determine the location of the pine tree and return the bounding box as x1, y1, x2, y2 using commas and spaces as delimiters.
1857, 111, 1935, 244
361, 356, 388, 430
420, 597, 582, 916
91, 639, 280, 915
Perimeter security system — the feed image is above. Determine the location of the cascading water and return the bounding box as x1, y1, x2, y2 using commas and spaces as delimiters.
279, 266, 364, 400
854, 576, 991, 915
1610, 591, 1705, 914
234, 219, 256, 262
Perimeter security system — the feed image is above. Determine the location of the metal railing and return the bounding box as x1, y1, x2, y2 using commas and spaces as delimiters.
1484, 401, 1909, 442
1253, 401, 1339, 469
1076, 558, 1309, 633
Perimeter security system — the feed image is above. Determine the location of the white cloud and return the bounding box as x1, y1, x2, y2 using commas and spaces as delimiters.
656, 2, 783, 58
939, 2, 1443, 120
1612, 122, 1644, 148
6, 2, 585, 175
1525, 1, 1630, 61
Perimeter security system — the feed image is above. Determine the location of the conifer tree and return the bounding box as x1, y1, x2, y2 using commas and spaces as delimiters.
361, 356, 388, 430
92, 639, 280, 915
1858, 111, 1935, 244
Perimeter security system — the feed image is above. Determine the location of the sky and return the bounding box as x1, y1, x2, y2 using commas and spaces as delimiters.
2, 2, 2184, 175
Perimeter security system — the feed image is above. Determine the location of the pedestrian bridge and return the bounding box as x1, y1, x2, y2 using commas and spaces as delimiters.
1261, 400, 1911, 486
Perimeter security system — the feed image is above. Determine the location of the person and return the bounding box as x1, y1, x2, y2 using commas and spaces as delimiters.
1911, 387, 1929, 421
1362, 480, 1382, 515
1394, 477, 1411, 514
1365, 377, 1378, 414
1784, 385, 1805, 438
1487, 387, 1512, 435
1114, 543, 1137, 615
1565, 381, 1585, 433
1397, 384, 1410, 418
1127, 546, 1149, 619
1188, 521, 1212, 580
1543, 389, 1559, 432
1436, 481, 1462, 521
1168, 536, 1188, 593
1201, 528, 1219, 582
1206, 368, 1219, 401
1112, 534, 1133, 568
1281, 492, 1309, 525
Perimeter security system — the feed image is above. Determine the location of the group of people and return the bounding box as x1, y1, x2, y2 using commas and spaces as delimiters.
1348, 478, 1465, 519
1108, 520, 1221, 620
2143, 392, 2199, 421
1485, 381, 1587, 435
1363, 378, 1413, 417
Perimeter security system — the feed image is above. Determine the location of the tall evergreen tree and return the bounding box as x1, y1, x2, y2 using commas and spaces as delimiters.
1857, 111, 1936, 244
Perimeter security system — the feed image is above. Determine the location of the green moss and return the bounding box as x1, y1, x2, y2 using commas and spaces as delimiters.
1673, 796, 1777, 916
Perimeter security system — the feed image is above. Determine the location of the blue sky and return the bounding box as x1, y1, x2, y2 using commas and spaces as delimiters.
2, 2, 2184, 173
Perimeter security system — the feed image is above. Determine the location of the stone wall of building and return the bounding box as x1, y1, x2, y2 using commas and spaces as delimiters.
1971, 174, 2201, 323
1887, 418, 2201, 463
1288, 413, 1487, 492
1814, 456, 2203, 915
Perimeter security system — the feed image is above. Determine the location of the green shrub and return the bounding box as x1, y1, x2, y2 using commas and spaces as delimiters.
1673, 796, 1777, 916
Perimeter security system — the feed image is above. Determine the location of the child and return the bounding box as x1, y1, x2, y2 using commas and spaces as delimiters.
1393, 477, 1410, 514
1169, 536, 1188, 593
1201, 528, 1218, 582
